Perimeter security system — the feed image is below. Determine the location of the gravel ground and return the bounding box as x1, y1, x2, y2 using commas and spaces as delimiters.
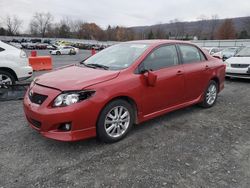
0, 51, 250, 187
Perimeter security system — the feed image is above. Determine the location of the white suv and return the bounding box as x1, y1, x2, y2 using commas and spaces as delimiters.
0, 41, 33, 86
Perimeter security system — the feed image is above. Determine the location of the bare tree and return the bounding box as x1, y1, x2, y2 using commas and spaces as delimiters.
242, 16, 250, 34
154, 25, 165, 39
209, 15, 219, 39
195, 15, 208, 39
170, 19, 185, 39
70, 20, 83, 38
30, 12, 53, 37
52, 17, 72, 38
4, 15, 22, 35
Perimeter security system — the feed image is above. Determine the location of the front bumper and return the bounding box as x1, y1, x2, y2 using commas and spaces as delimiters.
23, 84, 99, 141
226, 66, 250, 79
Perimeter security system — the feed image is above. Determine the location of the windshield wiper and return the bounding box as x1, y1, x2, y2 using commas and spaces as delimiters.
83, 63, 109, 70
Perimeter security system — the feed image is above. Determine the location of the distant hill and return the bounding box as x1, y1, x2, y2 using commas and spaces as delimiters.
129, 16, 250, 40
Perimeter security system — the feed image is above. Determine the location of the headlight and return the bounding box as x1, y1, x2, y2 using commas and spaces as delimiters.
224, 61, 230, 67
53, 91, 95, 107
29, 77, 38, 88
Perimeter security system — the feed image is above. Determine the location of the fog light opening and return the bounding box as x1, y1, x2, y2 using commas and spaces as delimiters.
58, 123, 72, 131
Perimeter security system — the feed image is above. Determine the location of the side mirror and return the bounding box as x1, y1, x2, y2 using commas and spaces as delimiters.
147, 71, 157, 86
143, 70, 157, 87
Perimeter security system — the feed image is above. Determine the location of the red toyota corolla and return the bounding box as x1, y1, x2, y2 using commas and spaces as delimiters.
23, 40, 225, 143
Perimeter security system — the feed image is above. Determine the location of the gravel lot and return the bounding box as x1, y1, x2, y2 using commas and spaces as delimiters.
0, 51, 250, 188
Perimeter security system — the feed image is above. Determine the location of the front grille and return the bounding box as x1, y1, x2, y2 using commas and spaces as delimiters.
29, 118, 42, 129
29, 92, 48, 105
227, 73, 250, 77
231, 64, 250, 68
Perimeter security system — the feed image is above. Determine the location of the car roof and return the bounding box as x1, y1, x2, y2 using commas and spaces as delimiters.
124, 39, 192, 46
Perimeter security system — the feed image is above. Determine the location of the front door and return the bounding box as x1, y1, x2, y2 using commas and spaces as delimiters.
138, 45, 186, 116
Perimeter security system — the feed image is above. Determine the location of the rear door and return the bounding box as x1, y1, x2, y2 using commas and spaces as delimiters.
138, 44, 185, 115
178, 44, 211, 102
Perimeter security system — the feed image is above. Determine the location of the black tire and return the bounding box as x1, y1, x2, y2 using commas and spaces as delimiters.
56, 51, 61, 55
69, 49, 76, 55
97, 99, 135, 143
200, 80, 218, 108
0, 70, 16, 87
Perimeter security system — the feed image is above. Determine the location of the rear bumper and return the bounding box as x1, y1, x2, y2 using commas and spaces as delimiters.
17, 66, 33, 81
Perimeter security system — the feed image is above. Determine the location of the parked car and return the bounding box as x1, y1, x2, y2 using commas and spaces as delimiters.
46, 45, 57, 50
224, 46, 250, 79
21, 42, 37, 50
9, 42, 23, 49
0, 41, 33, 86
35, 43, 47, 50
202, 47, 222, 55
213, 47, 242, 61
49, 46, 78, 55
23, 40, 225, 143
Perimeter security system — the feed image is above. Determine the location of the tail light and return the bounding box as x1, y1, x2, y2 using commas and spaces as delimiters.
20, 50, 27, 58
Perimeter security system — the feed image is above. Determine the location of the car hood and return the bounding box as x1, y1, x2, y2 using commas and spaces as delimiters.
226, 56, 250, 64
35, 65, 120, 91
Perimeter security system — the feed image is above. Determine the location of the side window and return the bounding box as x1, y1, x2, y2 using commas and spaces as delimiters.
143, 45, 179, 71
0, 47, 5, 52
179, 45, 206, 64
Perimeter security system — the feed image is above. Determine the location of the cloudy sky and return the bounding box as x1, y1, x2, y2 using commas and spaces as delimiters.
1, 0, 250, 31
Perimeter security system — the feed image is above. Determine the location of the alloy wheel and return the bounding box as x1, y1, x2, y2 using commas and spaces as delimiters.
0, 74, 13, 87
206, 84, 217, 105
104, 106, 130, 138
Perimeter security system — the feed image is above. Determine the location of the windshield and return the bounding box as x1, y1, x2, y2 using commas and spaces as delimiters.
84, 43, 149, 70
235, 47, 250, 57
223, 48, 237, 53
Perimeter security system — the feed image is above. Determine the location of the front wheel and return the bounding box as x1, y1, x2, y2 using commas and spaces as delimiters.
200, 80, 218, 108
97, 100, 134, 143
0, 70, 15, 88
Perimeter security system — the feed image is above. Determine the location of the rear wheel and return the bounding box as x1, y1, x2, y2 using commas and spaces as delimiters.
200, 80, 218, 108
97, 100, 134, 143
0, 70, 15, 88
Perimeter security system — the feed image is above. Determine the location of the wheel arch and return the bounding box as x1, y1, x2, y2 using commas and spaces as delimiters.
0, 67, 18, 81
210, 76, 220, 89
100, 95, 139, 125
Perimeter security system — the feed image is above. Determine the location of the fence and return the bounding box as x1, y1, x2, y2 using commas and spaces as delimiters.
191, 39, 250, 48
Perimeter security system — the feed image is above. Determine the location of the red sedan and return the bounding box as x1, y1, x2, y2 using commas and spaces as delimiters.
23, 40, 225, 143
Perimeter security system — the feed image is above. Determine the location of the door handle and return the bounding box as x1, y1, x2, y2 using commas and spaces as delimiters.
176, 70, 183, 75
